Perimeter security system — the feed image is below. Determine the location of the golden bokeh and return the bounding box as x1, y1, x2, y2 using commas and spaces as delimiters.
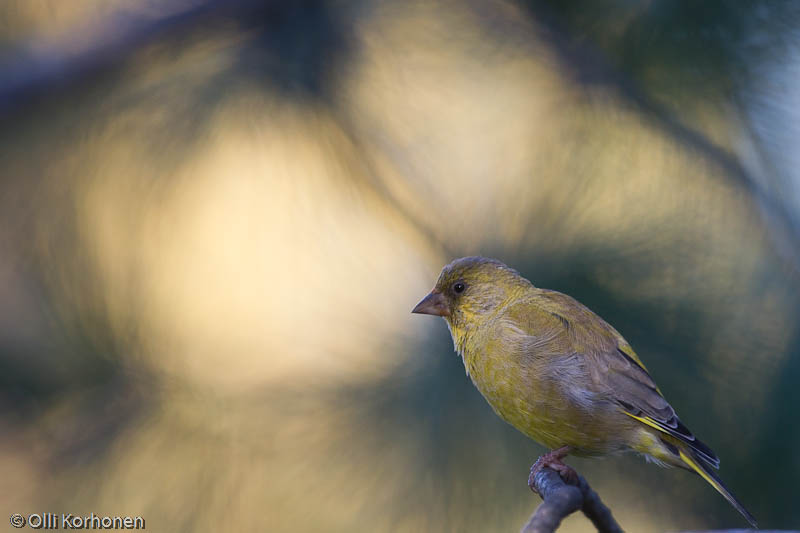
1, 1, 798, 531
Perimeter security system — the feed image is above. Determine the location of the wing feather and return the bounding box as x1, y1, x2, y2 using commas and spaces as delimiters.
530, 289, 720, 469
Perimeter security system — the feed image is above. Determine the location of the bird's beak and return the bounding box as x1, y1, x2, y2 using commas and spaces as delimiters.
411, 290, 450, 317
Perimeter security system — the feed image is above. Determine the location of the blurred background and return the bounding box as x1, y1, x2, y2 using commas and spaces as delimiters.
1, 1, 799, 531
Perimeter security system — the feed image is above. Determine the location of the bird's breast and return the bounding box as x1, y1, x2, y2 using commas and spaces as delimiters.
460, 326, 627, 454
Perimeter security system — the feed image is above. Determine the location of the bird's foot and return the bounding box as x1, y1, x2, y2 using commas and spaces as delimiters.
528, 446, 577, 494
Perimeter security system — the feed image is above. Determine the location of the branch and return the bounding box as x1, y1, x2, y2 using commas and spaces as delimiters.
521, 467, 623, 533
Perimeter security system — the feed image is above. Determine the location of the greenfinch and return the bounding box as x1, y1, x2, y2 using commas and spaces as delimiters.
412, 256, 756, 527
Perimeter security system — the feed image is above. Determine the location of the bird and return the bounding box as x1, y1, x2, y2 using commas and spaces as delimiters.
411, 256, 756, 527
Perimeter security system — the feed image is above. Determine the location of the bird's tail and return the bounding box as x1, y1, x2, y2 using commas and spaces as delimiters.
678, 446, 758, 528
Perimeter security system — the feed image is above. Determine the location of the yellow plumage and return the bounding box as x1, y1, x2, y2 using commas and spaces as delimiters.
412, 256, 756, 527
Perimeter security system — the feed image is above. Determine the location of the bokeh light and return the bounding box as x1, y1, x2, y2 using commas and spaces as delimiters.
2, 1, 799, 531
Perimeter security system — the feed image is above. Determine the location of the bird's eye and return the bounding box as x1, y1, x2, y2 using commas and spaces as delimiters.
453, 282, 466, 294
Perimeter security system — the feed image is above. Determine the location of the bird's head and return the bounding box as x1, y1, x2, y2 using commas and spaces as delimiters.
412, 256, 530, 332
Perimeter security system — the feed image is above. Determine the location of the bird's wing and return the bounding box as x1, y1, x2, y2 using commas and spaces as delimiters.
531, 289, 720, 469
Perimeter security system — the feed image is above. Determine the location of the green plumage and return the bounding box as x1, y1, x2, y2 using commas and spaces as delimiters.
413, 256, 756, 527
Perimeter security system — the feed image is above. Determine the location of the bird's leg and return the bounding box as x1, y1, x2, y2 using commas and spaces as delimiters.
528, 446, 578, 494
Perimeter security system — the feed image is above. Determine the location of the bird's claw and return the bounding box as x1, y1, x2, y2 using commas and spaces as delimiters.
528, 446, 578, 494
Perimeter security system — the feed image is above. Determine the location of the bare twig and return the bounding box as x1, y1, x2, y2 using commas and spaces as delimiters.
522, 467, 624, 533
